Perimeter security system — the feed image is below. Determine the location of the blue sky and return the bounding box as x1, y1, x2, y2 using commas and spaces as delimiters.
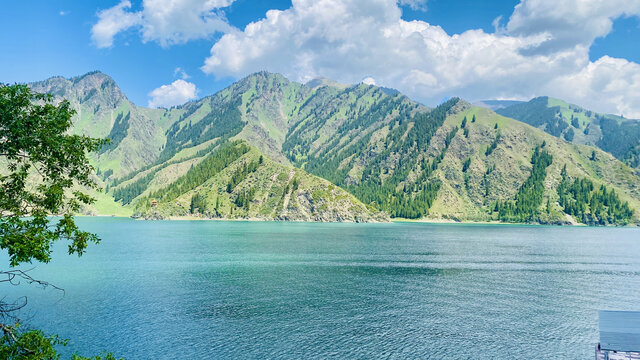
1, 0, 639, 116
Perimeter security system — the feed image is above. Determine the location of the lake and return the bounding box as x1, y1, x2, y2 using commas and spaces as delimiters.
2, 218, 640, 359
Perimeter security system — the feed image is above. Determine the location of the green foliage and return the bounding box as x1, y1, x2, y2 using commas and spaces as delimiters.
564, 128, 574, 141
148, 141, 250, 204
0, 85, 120, 359
161, 96, 245, 162
571, 116, 580, 128
471, 114, 476, 123
485, 132, 501, 156
496, 97, 568, 136
597, 116, 640, 165
337, 100, 459, 218
461, 116, 467, 128
497, 96, 640, 168
99, 112, 130, 153
0, 324, 121, 360
0, 84, 106, 266
462, 157, 472, 172
494, 146, 553, 222
100, 169, 113, 181
227, 159, 261, 193
623, 145, 640, 168
557, 165, 633, 225
112, 172, 154, 205
109, 135, 236, 203
234, 189, 256, 210
0, 324, 65, 360
189, 193, 206, 214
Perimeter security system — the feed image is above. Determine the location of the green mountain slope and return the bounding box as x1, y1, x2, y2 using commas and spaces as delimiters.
279, 95, 639, 224
496, 96, 640, 168
429, 104, 640, 224
30, 71, 171, 178
113, 141, 386, 222
156, 72, 427, 166
29, 71, 640, 224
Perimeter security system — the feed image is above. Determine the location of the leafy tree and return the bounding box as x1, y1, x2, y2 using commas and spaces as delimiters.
564, 128, 575, 141
0, 84, 118, 359
571, 116, 580, 128
189, 193, 206, 214
462, 157, 472, 172
0, 84, 105, 266
485, 132, 501, 156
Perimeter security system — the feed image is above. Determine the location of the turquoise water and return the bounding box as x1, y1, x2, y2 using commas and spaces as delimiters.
2, 218, 640, 359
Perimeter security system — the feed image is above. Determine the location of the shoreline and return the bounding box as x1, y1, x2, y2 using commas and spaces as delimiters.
74, 214, 639, 227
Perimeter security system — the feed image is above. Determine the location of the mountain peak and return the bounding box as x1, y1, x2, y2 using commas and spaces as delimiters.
69, 71, 118, 91
238, 71, 290, 84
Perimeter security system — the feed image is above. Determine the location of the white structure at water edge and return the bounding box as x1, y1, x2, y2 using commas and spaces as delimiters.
596, 311, 640, 360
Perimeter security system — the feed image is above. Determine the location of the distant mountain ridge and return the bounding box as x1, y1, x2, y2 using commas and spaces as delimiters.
26, 71, 640, 224
474, 100, 525, 111
494, 96, 640, 168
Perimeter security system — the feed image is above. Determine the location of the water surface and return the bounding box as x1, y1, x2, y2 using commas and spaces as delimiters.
3, 218, 640, 359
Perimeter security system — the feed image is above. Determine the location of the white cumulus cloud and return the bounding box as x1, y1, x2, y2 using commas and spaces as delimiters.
148, 79, 198, 108
92, 0, 236, 48
507, 0, 640, 54
200, 0, 640, 117
91, 1, 142, 48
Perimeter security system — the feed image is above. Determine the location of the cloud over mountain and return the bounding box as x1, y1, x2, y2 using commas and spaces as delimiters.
148, 79, 198, 108
200, 0, 640, 117
92, 0, 640, 117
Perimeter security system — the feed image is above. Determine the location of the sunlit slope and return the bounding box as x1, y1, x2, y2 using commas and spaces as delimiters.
30, 72, 170, 178
30, 71, 640, 224
427, 103, 640, 223
496, 96, 640, 168
109, 141, 386, 222
157, 71, 427, 165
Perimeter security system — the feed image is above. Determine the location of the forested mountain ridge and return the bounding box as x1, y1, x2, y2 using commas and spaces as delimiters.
128, 141, 387, 222
28, 71, 640, 224
159, 71, 427, 165
496, 96, 640, 168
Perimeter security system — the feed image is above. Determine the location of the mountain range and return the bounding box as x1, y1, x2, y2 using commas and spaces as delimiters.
28, 71, 640, 225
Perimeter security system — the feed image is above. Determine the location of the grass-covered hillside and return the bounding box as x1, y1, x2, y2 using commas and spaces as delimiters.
427, 103, 640, 224
109, 141, 386, 222
285, 96, 640, 225
496, 96, 640, 168
31, 71, 640, 224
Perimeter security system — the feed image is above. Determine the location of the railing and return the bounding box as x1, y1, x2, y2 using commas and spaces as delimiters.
596, 345, 640, 360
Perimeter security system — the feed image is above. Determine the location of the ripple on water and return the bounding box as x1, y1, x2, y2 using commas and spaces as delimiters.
1, 220, 639, 359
